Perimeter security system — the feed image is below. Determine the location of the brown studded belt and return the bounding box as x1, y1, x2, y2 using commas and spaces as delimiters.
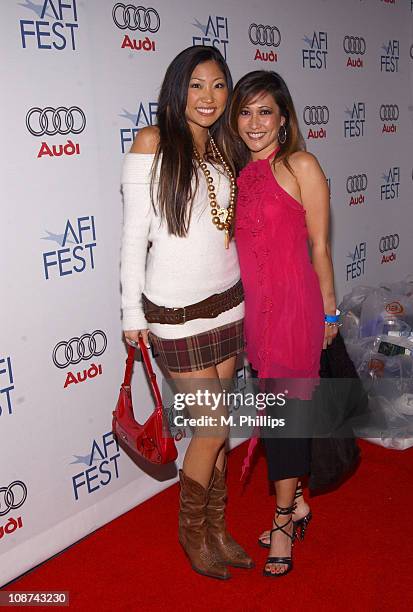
142, 279, 244, 325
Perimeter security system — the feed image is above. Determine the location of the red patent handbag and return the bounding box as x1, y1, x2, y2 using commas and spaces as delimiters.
112, 338, 178, 464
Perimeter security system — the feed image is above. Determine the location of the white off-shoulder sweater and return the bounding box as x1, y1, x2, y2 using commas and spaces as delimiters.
120, 153, 244, 339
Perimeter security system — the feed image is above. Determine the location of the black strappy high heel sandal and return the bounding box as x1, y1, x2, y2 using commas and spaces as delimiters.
258, 484, 312, 548
292, 484, 312, 543
263, 504, 295, 578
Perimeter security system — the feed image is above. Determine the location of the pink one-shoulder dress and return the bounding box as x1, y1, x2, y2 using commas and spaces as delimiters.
235, 151, 325, 398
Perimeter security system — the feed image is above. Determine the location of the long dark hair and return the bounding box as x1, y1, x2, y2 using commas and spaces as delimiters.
151, 46, 233, 237
228, 70, 305, 174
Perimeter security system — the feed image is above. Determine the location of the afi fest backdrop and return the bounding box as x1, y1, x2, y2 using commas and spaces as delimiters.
0, 0, 412, 586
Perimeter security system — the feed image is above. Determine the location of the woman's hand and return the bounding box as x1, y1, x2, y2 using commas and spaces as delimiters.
323, 323, 338, 349
124, 329, 150, 349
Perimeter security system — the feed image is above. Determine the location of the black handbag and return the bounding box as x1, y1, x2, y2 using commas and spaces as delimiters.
309, 332, 366, 491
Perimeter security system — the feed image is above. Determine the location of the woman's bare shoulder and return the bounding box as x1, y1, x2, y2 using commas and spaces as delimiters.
130, 126, 160, 154
288, 150, 320, 174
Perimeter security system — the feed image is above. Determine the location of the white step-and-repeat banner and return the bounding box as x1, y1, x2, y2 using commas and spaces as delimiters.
1, 0, 412, 586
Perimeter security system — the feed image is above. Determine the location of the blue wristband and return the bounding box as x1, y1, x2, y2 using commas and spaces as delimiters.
325, 309, 340, 323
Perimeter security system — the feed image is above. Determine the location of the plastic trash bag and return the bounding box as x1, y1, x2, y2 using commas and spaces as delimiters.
359, 288, 413, 338
339, 278, 413, 450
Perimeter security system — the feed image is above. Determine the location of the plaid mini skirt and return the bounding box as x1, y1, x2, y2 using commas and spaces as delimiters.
149, 319, 245, 373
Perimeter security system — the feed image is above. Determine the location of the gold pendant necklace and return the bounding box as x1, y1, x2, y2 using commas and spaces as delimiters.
193, 136, 236, 249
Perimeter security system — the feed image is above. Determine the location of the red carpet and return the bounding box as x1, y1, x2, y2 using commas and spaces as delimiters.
5, 440, 413, 611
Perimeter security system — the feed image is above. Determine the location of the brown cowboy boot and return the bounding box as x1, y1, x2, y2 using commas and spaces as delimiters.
206, 462, 255, 569
178, 469, 230, 580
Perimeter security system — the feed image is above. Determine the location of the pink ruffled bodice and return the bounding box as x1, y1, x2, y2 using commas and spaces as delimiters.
235, 155, 324, 392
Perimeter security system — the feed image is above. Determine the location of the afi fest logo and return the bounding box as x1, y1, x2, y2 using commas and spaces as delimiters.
379, 234, 399, 264
249, 23, 281, 63
302, 31, 328, 69
71, 432, 121, 501
19, 0, 79, 51
381, 167, 400, 200
0, 481, 27, 543
343, 35, 366, 68
346, 242, 367, 281
26, 105, 86, 159
302, 105, 329, 140
0, 356, 14, 417
380, 40, 399, 72
192, 15, 229, 59
52, 330, 107, 389
42, 215, 97, 279
344, 103, 365, 138
112, 3, 160, 53
346, 173, 367, 206
379, 104, 399, 134
119, 103, 158, 154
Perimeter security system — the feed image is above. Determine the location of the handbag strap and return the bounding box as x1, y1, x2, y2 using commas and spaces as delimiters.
123, 339, 163, 408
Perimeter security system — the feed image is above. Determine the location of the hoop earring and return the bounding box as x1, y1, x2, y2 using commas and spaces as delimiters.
278, 124, 287, 145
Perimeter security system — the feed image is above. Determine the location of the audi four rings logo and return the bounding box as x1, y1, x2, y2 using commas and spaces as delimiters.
379, 104, 399, 121
379, 234, 399, 253
0, 481, 27, 517
26, 107, 86, 137
303, 106, 329, 125
52, 330, 107, 369
248, 24, 281, 47
112, 3, 160, 32
343, 36, 366, 55
346, 174, 368, 193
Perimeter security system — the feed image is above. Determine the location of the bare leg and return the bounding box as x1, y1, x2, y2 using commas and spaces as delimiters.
169, 364, 228, 488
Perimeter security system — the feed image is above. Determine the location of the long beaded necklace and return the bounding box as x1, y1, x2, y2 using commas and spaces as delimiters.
192, 135, 236, 249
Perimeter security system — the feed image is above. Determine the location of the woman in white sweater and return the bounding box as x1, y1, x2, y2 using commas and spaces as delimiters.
120, 46, 253, 579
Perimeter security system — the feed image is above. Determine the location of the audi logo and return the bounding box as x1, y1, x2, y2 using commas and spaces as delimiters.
379, 104, 399, 122
346, 174, 368, 193
248, 23, 281, 47
410, 44, 413, 60
52, 330, 107, 369
303, 106, 329, 126
379, 234, 399, 253
343, 36, 366, 55
112, 3, 160, 32
26, 106, 86, 137
0, 481, 27, 517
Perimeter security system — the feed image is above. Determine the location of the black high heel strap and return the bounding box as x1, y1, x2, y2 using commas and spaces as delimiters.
270, 517, 294, 541
294, 485, 303, 500
269, 504, 296, 542
266, 555, 292, 564
275, 504, 296, 516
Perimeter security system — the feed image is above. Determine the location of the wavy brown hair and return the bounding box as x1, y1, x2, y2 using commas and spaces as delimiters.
228, 70, 305, 174
151, 46, 233, 237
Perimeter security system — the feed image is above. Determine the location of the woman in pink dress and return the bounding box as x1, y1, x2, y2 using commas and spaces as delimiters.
229, 71, 338, 577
